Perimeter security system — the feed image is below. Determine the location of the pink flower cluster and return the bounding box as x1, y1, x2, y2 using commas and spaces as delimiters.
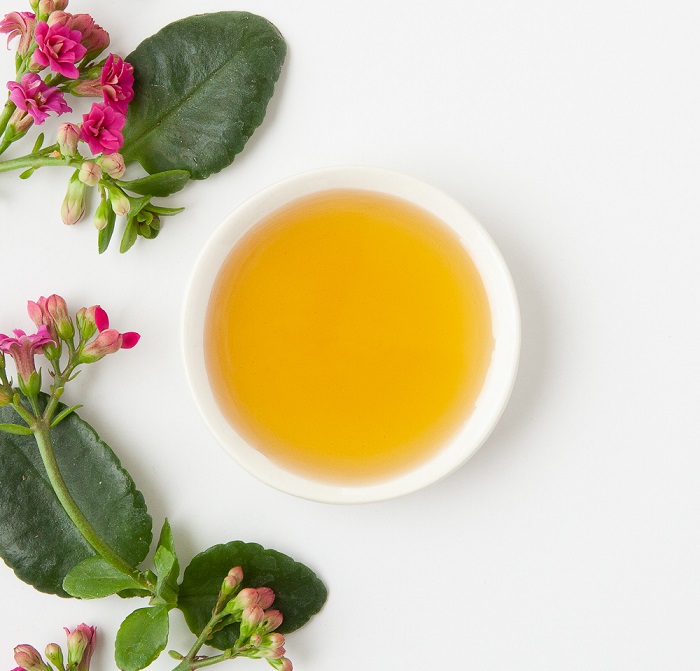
2, 2, 134, 154
0, 295, 140, 392
12, 624, 96, 671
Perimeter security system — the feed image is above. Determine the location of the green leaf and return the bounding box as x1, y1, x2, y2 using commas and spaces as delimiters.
144, 204, 184, 217
153, 519, 179, 604
98, 208, 116, 254
0, 395, 152, 597
120, 216, 138, 253
115, 606, 169, 671
0, 422, 33, 435
122, 12, 287, 180
116, 170, 190, 197
63, 556, 143, 598
179, 542, 327, 650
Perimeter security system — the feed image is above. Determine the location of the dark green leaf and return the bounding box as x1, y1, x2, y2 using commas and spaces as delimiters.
122, 12, 287, 180
63, 556, 143, 598
179, 542, 327, 650
98, 208, 116, 254
0, 395, 152, 597
154, 519, 179, 604
115, 606, 169, 671
116, 170, 190, 197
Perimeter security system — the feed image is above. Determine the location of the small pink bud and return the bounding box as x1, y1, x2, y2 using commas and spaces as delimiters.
76, 306, 97, 340
44, 644, 63, 670
57, 122, 80, 157
47, 294, 73, 340
221, 566, 244, 595
38, 0, 68, 18
271, 658, 293, 671
64, 624, 96, 671
78, 329, 121, 363
14, 645, 49, 671
93, 198, 111, 231
260, 609, 283, 633
256, 587, 275, 610
79, 161, 102, 187
107, 186, 130, 216
242, 605, 265, 626
97, 153, 125, 179
61, 170, 87, 225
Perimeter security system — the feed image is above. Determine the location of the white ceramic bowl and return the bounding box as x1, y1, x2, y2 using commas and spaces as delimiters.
182, 166, 520, 504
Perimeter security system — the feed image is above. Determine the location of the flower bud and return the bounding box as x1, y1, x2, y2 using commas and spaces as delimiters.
77, 328, 121, 364
57, 123, 80, 157
78, 162, 102, 187
39, 0, 69, 15
260, 609, 283, 634
256, 587, 275, 610
44, 644, 64, 670
239, 605, 265, 638
93, 198, 111, 231
76, 306, 97, 340
107, 185, 130, 216
65, 624, 96, 671
47, 294, 74, 341
268, 658, 293, 671
61, 171, 87, 225
18, 369, 42, 399
14, 645, 50, 671
221, 566, 244, 597
69, 77, 102, 97
97, 153, 125, 179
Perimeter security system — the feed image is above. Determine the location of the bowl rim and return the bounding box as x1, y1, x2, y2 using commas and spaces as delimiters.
182, 166, 520, 504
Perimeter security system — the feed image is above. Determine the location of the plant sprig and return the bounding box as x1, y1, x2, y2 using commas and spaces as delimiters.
0, 294, 326, 671
0, 2, 286, 252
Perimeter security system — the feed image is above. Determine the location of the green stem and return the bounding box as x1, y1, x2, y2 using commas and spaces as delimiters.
0, 153, 79, 174
185, 653, 236, 670
32, 420, 152, 590
0, 99, 14, 139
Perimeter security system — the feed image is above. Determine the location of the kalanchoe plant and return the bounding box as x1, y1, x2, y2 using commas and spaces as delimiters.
0, 296, 326, 671
0, 2, 286, 253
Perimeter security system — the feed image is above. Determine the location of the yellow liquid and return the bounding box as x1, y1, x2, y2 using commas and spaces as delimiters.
205, 189, 493, 484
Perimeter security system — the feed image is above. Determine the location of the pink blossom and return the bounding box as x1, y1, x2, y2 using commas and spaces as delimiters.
76, 306, 139, 363
80, 102, 125, 154
0, 326, 54, 384
0, 11, 36, 55
101, 54, 133, 114
32, 20, 86, 78
7, 73, 71, 125
48, 12, 109, 58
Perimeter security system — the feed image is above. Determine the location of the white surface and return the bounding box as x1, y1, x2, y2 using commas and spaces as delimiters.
1, 0, 700, 669
182, 166, 520, 503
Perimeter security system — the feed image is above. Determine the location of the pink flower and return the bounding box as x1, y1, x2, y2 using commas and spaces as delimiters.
32, 20, 86, 78
48, 12, 109, 58
0, 326, 54, 385
64, 624, 96, 671
0, 11, 36, 55
7, 73, 71, 125
101, 54, 133, 114
76, 306, 139, 363
80, 102, 125, 154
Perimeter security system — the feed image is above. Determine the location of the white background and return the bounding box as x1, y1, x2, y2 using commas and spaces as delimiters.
2, 0, 700, 669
